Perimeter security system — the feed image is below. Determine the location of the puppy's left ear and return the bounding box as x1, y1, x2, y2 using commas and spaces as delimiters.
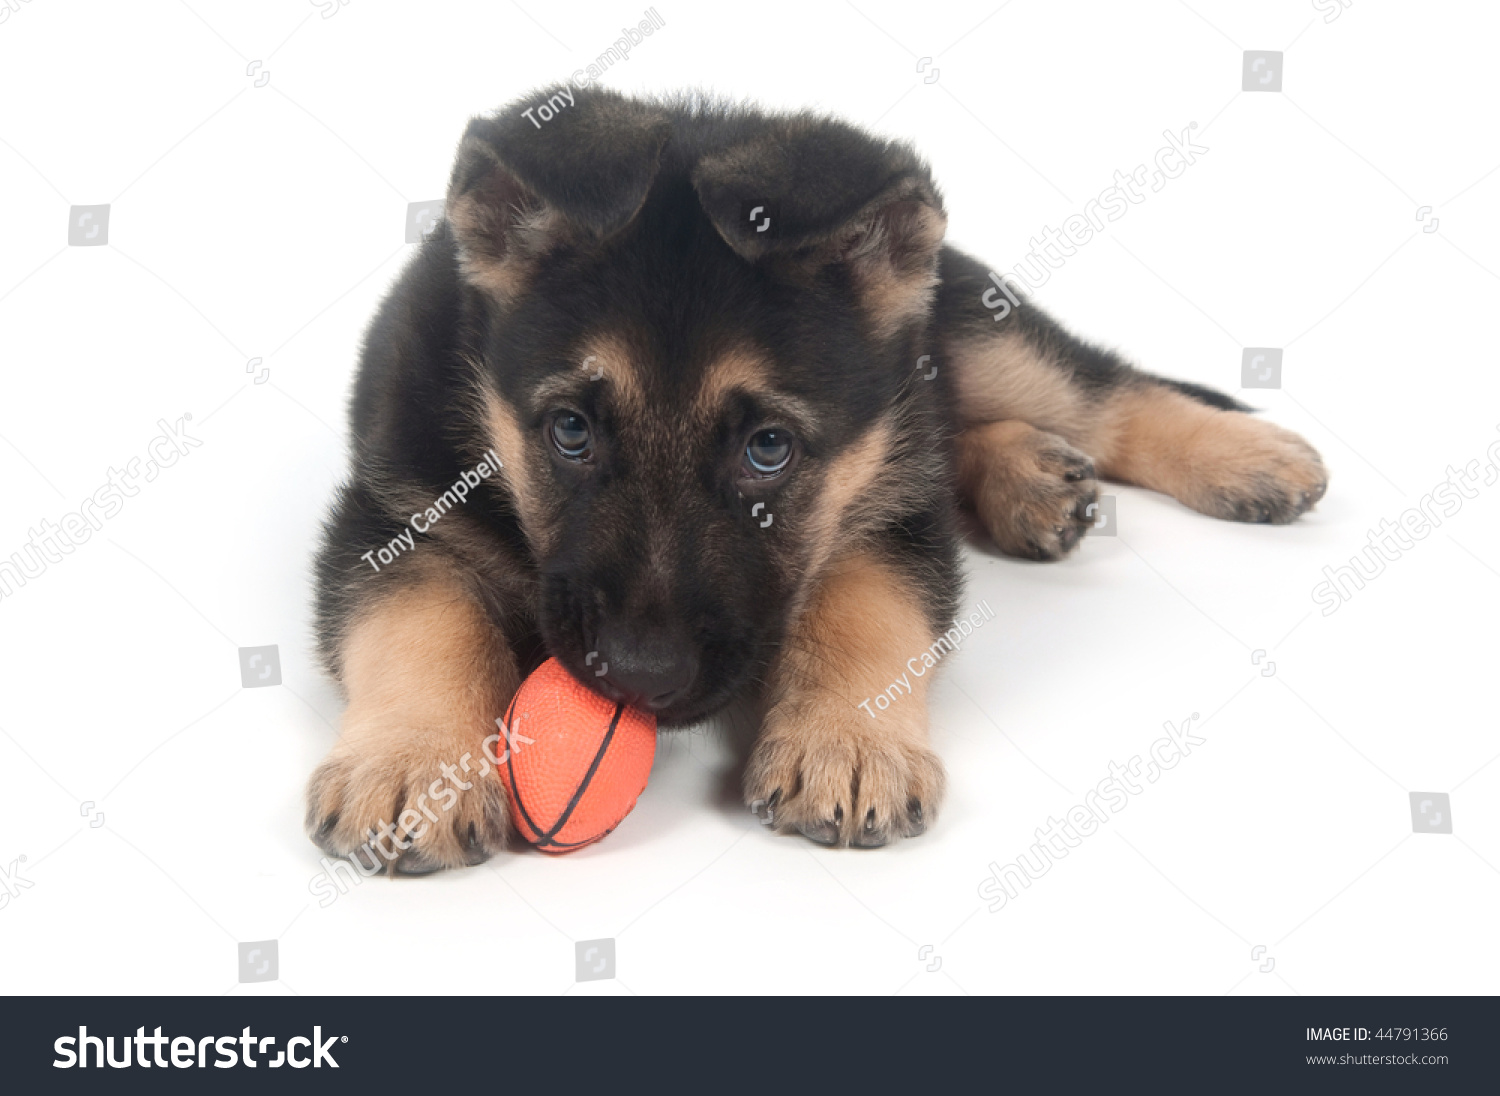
693, 119, 947, 336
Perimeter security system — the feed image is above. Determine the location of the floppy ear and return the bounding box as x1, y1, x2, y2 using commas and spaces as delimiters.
692, 118, 947, 337
445, 86, 671, 301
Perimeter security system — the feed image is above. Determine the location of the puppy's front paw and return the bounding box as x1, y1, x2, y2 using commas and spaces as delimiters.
305, 719, 508, 875
744, 711, 944, 848
1188, 416, 1328, 524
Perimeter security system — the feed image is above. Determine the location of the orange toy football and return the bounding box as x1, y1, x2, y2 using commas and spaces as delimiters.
500, 657, 657, 853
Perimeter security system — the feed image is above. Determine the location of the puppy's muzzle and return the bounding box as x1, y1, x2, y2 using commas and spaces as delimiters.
591, 620, 698, 711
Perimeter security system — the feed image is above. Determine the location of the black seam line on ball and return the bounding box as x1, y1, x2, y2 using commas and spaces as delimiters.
540, 820, 622, 849
539, 701, 625, 844
503, 691, 548, 843
537, 830, 605, 849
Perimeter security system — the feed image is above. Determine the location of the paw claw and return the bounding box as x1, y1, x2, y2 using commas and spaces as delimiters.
797, 819, 840, 846
850, 807, 889, 848
394, 848, 444, 876
907, 797, 926, 837
312, 811, 339, 844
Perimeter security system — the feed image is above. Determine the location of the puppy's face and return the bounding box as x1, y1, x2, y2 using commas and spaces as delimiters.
448, 92, 946, 723
479, 231, 894, 725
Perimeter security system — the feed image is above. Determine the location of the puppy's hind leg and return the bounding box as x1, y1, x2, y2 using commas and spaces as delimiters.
935, 245, 1327, 537
1090, 383, 1329, 524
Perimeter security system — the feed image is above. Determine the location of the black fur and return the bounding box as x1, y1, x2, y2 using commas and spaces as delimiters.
933, 245, 1249, 411
315, 88, 964, 725
305, 86, 1313, 862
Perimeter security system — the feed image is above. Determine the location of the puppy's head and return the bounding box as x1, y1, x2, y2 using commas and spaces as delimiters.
446, 88, 948, 724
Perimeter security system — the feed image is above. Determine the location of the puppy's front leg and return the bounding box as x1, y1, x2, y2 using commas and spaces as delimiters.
745, 552, 945, 848
305, 558, 519, 874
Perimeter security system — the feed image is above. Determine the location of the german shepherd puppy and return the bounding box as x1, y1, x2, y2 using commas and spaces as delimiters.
305, 87, 1326, 870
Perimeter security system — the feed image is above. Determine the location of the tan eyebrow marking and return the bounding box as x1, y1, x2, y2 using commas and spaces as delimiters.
694, 347, 773, 411
531, 333, 647, 416
694, 346, 820, 433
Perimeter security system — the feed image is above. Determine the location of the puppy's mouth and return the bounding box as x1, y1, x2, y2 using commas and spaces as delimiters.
552, 644, 746, 728
539, 576, 763, 727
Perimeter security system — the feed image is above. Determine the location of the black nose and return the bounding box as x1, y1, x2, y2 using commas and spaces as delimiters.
592, 621, 698, 711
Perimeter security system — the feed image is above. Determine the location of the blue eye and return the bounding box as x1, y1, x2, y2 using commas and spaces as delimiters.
745, 429, 793, 476
550, 412, 592, 459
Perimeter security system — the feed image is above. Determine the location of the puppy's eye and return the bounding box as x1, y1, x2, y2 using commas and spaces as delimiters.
744, 428, 794, 476
550, 411, 592, 460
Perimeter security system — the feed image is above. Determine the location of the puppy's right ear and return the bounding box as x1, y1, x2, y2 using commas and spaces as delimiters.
445, 87, 671, 302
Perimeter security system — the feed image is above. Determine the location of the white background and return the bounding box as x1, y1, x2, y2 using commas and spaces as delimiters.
1, 0, 1496, 996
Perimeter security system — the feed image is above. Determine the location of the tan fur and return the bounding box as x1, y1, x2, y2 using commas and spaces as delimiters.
745, 551, 944, 846
306, 558, 519, 872
949, 331, 1328, 534
447, 191, 560, 303
957, 420, 1099, 560
1093, 386, 1328, 522
845, 203, 947, 341
530, 331, 648, 420
949, 330, 1094, 437
689, 346, 826, 440
796, 419, 898, 613
481, 383, 551, 555
692, 346, 774, 416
